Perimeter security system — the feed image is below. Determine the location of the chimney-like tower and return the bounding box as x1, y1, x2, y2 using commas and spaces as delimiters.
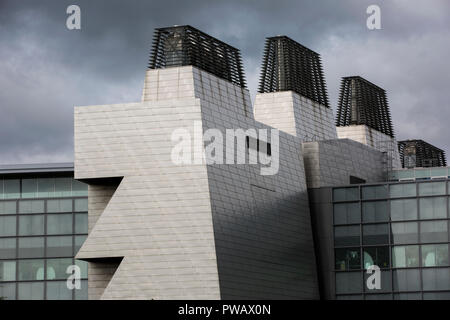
398, 140, 447, 168
258, 36, 329, 108
336, 76, 394, 138
149, 25, 246, 88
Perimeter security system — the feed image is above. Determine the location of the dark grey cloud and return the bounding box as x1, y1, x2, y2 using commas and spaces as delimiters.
1, 0, 449, 164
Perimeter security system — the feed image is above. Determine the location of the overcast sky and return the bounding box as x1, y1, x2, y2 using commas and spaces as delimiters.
1, 0, 449, 164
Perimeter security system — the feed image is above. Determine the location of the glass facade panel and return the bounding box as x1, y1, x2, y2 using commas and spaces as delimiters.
74, 235, 86, 254
335, 248, 360, 270
430, 168, 447, 177
75, 213, 88, 234
37, 178, 55, 198
363, 246, 389, 269
421, 244, 449, 267
18, 237, 45, 258
0, 261, 16, 281
393, 293, 422, 300
392, 269, 421, 292
364, 293, 392, 300
72, 180, 88, 197
18, 282, 44, 300
392, 245, 419, 268
333, 187, 359, 202
422, 268, 450, 291
391, 222, 419, 244
47, 258, 73, 280
22, 179, 38, 198
18, 215, 44, 236
423, 292, 450, 300
74, 198, 88, 212
362, 185, 388, 200
415, 169, 430, 179
46, 281, 73, 300
47, 214, 73, 235
74, 280, 88, 300
362, 201, 388, 223
4, 180, 20, 199
47, 236, 73, 257
334, 226, 360, 247
418, 182, 446, 196
18, 259, 45, 281
0, 238, 16, 259
47, 199, 72, 213
336, 272, 362, 294
389, 183, 416, 198
390, 199, 418, 221
0, 282, 16, 300
363, 224, 389, 245
54, 178, 72, 197
18, 200, 45, 214
75, 259, 88, 279
334, 202, 360, 225
0, 201, 16, 214
420, 221, 448, 243
419, 197, 447, 219
0, 216, 16, 237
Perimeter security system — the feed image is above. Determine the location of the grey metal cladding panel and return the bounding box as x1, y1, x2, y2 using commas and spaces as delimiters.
201, 117, 319, 298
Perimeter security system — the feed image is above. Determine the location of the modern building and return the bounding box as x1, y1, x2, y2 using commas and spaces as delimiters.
398, 140, 447, 169
1, 25, 449, 300
0, 163, 88, 300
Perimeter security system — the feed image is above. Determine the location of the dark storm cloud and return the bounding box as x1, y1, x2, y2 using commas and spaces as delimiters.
0, 0, 449, 164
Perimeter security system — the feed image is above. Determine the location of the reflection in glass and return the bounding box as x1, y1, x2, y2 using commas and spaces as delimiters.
390, 199, 417, 221
421, 244, 449, 267
363, 247, 389, 269
47, 258, 73, 280
419, 197, 446, 219
335, 248, 360, 270
391, 222, 418, 244
0, 261, 16, 281
18, 260, 45, 281
420, 221, 448, 243
392, 245, 419, 268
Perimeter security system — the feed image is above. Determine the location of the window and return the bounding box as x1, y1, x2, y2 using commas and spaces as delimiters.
22, 179, 38, 198
392, 269, 421, 292
422, 268, 450, 291
363, 224, 389, 245
4, 179, 20, 199
75, 213, 88, 234
72, 180, 88, 197
18, 200, 45, 214
18, 260, 45, 281
420, 221, 448, 243
334, 202, 360, 225
47, 236, 73, 257
389, 183, 416, 198
54, 178, 72, 197
392, 245, 419, 268
75, 260, 88, 279
336, 272, 362, 294
37, 178, 55, 198
18, 237, 45, 258
362, 201, 388, 223
363, 246, 389, 269
47, 214, 73, 235
423, 292, 450, 300
390, 199, 417, 221
46, 281, 73, 300
75, 280, 88, 300
335, 248, 360, 270
74, 199, 88, 212
47, 258, 73, 280
418, 182, 446, 196
391, 222, 419, 244
74, 235, 86, 254
18, 215, 44, 236
47, 199, 72, 213
0, 261, 16, 281
0, 238, 16, 259
419, 197, 446, 219
0, 216, 16, 236
0, 283, 16, 300
18, 282, 44, 300
362, 185, 388, 200
333, 187, 359, 202
0, 201, 16, 214
421, 244, 449, 267
334, 225, 360, 246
